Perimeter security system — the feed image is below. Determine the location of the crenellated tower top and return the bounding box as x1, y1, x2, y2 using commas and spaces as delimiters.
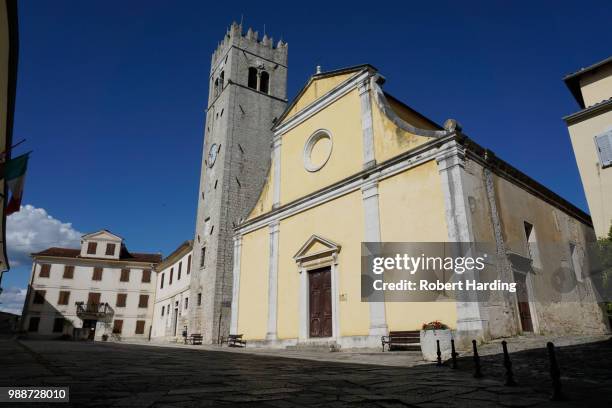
211, 22, 288, 70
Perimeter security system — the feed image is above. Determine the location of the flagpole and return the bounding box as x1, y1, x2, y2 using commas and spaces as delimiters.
0, 138, 26, 158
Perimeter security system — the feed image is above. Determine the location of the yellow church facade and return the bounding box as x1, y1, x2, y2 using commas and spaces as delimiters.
230, 65, 609, 348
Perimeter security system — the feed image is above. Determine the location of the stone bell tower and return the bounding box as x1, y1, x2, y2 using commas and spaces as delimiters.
189, 22, 288, 343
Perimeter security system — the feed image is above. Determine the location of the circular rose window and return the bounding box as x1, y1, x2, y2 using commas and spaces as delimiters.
303, 130, 333, 172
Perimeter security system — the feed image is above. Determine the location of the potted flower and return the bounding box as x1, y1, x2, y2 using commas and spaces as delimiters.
420, 321, 452, 361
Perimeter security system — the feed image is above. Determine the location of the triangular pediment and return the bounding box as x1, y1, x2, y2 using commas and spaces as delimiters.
293, 235, 341, 262
277, 65, 377, 127
82, 229, 123, 242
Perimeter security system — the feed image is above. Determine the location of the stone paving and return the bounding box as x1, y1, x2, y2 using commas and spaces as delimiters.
0, 335, 611, 407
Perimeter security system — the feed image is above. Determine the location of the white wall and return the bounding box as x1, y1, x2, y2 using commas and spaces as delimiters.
151, 250, 192, 340
23, 258, 157, 340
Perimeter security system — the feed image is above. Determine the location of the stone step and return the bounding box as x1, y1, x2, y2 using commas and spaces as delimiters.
286, 341, 340, 352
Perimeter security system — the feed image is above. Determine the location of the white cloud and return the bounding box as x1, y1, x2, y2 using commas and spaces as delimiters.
0, 286, 27, 315
6, 204, 83, 267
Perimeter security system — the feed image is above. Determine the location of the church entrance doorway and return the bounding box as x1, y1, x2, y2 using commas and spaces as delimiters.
308, 267, 332, 338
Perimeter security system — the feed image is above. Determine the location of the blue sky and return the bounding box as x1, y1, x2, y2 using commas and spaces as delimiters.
1, 0, 611, 302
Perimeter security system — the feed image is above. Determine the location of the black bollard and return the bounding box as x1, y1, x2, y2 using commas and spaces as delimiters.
451, 339, 458, 369
472, 339, 483, 378
501, 341, 517, 386
547, 342, 566, 401
436, 339, 442, 366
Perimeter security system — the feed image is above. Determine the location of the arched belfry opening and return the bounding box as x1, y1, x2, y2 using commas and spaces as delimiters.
248, 67, 258, 89
259, 71, 270, 94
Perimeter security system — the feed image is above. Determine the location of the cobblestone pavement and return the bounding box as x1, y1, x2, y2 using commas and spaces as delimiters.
0, 336, 611, 407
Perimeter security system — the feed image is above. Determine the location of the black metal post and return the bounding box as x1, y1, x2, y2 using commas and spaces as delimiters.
472, 339, 483, 378
436, 339, 442, 366
451, 339, 458, 369
547, 342, 566, 401
502, 341, 517, 386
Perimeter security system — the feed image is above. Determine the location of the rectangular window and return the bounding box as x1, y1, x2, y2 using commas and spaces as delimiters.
87, 242, 97, 255
169, 268, 173, 285
135, 320, 145, 335
39, 264, 51, 278
87, 292, 101, 305
116, 293, 127, 308
595, 130, 612, 168
138, 294, 149, 308
160, 273, 164, 289
524, 222, 541, 269
197, 293, 202, 306
105, 243, 116, 256
53, 318, 64, 333
58, 291, 70, 305
570, 243, 583, 282
200, 247, 206, 268
33, 290, 45, 305
120, 269, 130, 282
187, 255, 191, 274
184, 297, 188, 310
28, 317, 40, 332
92, 267, 103, 281
63, 265, 74, 279
161, 305, 165, 316
142, 269, 151, 283
112, 319, 123, 334
178, 263, 182, 280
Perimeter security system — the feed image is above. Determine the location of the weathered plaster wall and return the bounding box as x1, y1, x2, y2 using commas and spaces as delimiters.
464, 157, 609, 337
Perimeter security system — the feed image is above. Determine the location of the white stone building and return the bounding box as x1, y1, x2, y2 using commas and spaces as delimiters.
21, 230, 162, 341
151, 240, 193, 341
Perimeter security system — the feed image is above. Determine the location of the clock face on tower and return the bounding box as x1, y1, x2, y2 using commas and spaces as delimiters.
208, 143, 218, 168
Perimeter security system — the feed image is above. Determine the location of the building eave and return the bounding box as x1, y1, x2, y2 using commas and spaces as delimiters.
563, 56, 612, 109
563, 98, 612, 125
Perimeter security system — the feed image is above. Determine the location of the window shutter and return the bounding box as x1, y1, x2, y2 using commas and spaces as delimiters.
63, 265, 74, 279
92, 267, 103, 281
120, 269, 130, 282
87, 242, 97, 255
135, 320, 145, 334
105, 243, 116, 256
113, 319, 123, 334
58, 291, 70, 305
142, 269, 151, 283
139, 294, 149, 308
595, 130, 612, 168
116, 293, 127, 307
187, 255, 191, 274
39, 264, 51, 278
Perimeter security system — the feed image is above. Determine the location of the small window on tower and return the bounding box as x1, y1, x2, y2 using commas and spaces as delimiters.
214, 78, 219, 96
219, 71, 224, 92
200, 247, 206, 268
248, 67, 258, 89
259, 71, 270, 94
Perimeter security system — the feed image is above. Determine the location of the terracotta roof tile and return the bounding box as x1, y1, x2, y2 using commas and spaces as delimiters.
32, 247, 162, 264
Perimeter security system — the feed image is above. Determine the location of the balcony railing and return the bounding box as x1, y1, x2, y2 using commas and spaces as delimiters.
75, 302, 113, 319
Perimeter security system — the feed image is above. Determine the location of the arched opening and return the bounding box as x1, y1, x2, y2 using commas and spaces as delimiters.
259, 71, 270, 94
247, 67, 258, 89
218, 71, 224, 93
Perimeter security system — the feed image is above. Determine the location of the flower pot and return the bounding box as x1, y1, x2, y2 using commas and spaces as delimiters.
420, 329, 452, 361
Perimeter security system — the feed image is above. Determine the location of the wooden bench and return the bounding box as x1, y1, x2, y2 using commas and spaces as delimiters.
225, 334, 246, 348
185, 333, 203, 345
381, 330, 420, 352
